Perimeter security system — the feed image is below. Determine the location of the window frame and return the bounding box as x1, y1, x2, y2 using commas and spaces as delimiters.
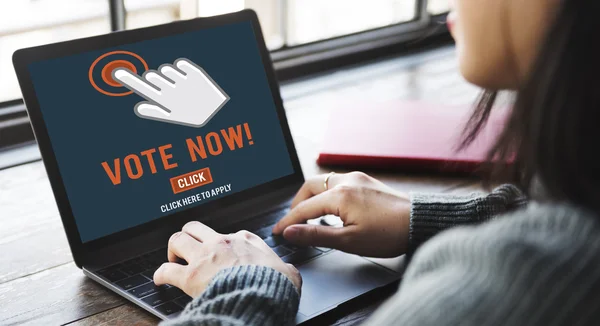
0, 99, 32, 148
0, 0, 450, 155
272, 0, 430, 61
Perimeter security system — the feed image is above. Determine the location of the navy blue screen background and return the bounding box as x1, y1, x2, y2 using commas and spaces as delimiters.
28, 21, 294, 242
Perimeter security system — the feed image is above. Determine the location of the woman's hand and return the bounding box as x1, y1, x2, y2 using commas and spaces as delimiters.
154, 221, 302, 298
272, 172, 411, 258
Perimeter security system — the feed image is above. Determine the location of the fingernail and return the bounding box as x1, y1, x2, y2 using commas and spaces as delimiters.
169, 232, 181, 242
284, 226, 299, 238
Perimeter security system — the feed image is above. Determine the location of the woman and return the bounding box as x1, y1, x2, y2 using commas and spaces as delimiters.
155, 0, 600, 324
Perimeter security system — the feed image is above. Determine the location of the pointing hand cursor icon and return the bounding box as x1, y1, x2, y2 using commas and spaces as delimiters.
113, 58, 229, 128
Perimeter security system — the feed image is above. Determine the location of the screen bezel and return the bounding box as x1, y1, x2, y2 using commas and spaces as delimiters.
12, 9, 304, 267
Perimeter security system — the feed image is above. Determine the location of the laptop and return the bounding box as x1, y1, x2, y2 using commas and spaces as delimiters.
12, 9, 402, 324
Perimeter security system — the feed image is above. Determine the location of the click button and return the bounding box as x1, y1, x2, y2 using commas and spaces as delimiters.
170, 167, 213, 194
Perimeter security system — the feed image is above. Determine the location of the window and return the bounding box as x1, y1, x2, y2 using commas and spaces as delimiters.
1, 0, 449, 103
124, 0, 286, 50
0, 0, 110, 103
123, 0, 435, 50
117, 0, 447, 77
0, 0, 449, 158
428, 0, 451, 15
285, 0, 417, 46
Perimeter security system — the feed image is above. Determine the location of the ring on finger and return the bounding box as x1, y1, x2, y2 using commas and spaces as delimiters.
324, 172, 335, 191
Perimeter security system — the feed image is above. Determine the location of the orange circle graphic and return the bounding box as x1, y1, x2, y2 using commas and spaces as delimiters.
88, 50, 148, 97
101, 60, 137, 87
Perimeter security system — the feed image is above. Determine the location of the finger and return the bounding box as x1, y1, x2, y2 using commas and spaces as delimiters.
182, 221, 220, 243
153, 262, 186, 287
113, 68, 161, 101
290, 173, 340, 208
144, 71, 175, 90
135, 102, 171, 120
174, 59, 227, 101
175, 58, 203, 76
273, 191, 340, 234
282, 224, 350, 248
160, 64, 186, 82
235, 229, 261, 241
168, 231, 202, 263
286, 263, 302, 293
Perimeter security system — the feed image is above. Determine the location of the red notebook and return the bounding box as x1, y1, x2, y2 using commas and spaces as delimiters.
316, 100, 508, 174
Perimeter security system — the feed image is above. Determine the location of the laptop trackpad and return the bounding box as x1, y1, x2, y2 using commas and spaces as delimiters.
296, 250, 399, 318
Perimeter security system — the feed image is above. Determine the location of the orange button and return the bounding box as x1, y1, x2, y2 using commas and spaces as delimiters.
170, 167, 213, 194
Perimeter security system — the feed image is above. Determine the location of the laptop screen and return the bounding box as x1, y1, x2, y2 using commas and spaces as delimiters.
27, 21, 295, 243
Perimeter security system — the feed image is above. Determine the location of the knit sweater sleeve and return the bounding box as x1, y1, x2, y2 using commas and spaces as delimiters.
364, 203, 600, 326
408, 183, 527, 254
161, 265, 299, 326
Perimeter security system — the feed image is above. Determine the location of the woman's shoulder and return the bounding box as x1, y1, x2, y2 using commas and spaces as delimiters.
436, 201, 600, 247
495, 201, 600, 231
409, 202, 600, 279
491, 201, 600, 240
398, 202, 600, 325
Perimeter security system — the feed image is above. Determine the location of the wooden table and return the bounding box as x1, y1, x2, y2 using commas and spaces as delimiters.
0, 45, 485, 325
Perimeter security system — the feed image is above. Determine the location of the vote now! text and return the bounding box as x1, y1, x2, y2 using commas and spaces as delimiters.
101, 122, 254, 186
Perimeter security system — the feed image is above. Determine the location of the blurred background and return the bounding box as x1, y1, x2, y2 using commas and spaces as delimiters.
0, 0, 452, 170
0, 0, 449, 103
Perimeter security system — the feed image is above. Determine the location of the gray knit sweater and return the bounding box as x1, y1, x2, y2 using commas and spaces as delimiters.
163, 184, 600, 325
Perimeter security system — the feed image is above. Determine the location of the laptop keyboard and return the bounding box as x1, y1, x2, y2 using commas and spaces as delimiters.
97, 248, 191, 316
96, 208, 331, 317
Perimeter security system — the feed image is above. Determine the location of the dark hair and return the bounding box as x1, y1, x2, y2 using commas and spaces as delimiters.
460, 0, 600, 212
